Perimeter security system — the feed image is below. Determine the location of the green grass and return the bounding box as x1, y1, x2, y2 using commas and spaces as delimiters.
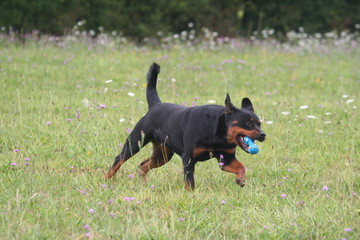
0, 41, 359, 239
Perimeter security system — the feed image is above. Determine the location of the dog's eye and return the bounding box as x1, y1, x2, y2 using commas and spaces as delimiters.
245, 121, 252, 126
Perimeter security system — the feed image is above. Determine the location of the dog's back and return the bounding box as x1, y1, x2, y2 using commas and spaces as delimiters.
143, 102, 226, 154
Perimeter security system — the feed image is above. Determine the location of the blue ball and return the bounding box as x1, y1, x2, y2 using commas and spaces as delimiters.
243, 136, 259, 154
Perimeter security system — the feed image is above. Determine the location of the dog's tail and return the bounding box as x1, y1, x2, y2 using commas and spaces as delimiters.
146, 63, 161, 108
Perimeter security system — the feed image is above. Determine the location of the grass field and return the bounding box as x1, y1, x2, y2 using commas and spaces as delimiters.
0, 35, 359, 239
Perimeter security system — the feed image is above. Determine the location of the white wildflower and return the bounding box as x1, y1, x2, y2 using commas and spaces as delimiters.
82, 98, 91, 108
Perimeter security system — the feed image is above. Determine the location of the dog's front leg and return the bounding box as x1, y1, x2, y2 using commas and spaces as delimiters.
182, 156, 196, 190
221, 159, 246, 187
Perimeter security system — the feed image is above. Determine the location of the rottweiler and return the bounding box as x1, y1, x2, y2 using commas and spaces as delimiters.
105, 63, 266, 190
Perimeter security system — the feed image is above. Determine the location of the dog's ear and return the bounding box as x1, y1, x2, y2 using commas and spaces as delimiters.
225, 93, 236, 113
241, 97, 254, 112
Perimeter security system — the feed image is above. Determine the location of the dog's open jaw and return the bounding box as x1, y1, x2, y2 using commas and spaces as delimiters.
236, 134, 253, 154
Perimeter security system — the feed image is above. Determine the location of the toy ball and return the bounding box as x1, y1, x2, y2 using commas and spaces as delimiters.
243, 136, 259, 154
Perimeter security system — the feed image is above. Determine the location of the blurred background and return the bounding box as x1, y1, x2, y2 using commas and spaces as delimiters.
0, 0, 359, 41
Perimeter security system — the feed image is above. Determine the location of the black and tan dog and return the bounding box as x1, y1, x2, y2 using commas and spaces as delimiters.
105, 63, 265, 190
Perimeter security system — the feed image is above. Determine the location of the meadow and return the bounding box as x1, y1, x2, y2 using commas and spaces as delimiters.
0, 32, 359, 239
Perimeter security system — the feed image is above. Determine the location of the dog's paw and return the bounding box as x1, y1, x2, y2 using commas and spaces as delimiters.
137, 169, 148, 182
235, 178, 246, 187
137, 168, 145, 177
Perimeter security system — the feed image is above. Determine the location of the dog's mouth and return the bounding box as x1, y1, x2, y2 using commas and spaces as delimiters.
236, 135, 253, 153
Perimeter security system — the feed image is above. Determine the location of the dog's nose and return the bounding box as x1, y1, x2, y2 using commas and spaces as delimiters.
258, 132, 266, 142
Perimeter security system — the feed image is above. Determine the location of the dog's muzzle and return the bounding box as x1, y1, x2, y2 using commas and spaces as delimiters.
257, 132, 266, 142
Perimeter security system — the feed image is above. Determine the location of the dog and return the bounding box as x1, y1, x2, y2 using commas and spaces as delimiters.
105, 63, 266, 190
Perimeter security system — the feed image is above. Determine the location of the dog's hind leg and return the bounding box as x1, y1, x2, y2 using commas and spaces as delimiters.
138, 142, 174, 181
105, 120, 150, 179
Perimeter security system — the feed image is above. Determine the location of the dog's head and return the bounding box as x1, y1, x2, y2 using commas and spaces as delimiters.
224, 94, 266, 153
